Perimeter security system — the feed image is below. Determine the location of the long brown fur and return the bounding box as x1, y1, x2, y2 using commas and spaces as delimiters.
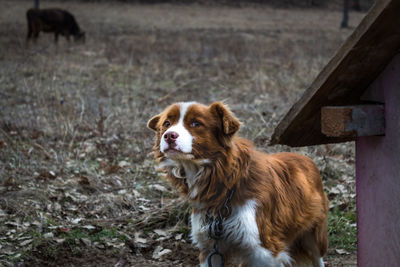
148, 101, 329, 266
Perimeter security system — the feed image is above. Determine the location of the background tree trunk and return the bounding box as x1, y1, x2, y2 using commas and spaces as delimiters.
341, 0, 349, 28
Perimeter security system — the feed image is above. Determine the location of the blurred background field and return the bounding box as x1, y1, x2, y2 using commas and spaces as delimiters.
0, 0, 366, 266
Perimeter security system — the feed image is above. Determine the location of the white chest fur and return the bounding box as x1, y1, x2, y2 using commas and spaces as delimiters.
190, 200, 291, 267
191, 200, 261, 249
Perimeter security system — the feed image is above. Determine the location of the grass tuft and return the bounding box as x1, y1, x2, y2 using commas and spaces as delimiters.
328, 207, 357, 251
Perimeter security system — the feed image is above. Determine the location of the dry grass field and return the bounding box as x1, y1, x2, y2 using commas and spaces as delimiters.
0, 1, 366, 266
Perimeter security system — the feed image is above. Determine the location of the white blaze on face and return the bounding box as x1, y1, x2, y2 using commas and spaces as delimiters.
160, 102, 195, 155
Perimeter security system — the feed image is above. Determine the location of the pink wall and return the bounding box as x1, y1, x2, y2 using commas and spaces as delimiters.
356, 54, 400, 266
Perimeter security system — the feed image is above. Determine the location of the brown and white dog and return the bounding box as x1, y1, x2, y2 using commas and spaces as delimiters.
147, 101, 329, 267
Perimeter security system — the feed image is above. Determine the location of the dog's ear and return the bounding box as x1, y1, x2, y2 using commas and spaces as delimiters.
209, 102, 240, 135
147, 114, 161, 131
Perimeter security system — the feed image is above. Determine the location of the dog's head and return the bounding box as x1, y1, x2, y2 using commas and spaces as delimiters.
147, 101, 240, 162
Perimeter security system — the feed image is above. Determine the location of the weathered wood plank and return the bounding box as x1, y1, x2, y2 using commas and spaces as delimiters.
321, 105, 385, 137
269, 0, 400, 147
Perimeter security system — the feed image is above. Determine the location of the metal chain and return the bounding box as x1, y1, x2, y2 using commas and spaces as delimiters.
206, 189, 235, 267
207, 242, 225, 267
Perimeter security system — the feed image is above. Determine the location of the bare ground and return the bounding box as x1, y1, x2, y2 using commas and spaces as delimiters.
0, 1, 365, 266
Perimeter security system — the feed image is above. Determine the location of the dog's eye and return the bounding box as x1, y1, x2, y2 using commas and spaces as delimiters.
191, 121, 202, 128
163, 121, 171, 127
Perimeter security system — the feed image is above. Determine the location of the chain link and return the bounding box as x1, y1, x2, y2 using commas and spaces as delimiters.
205, 189, 235, 267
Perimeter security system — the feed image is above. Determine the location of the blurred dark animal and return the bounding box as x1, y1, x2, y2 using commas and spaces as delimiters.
352, 0, 362, 11
26, 8, 85, 44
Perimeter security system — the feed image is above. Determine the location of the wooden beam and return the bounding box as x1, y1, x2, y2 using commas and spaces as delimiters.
321, 105, 385, 137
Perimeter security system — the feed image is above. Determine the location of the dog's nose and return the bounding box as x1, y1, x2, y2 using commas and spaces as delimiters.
164, 131, 179, 144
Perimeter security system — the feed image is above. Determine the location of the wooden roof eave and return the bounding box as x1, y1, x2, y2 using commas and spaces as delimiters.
270, 0, 400, 147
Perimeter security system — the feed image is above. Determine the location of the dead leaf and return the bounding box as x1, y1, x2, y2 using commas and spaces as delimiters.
19, 239, 33, 246
103, 165, 120, 175
36, 170, 56, 180
57, 227, 70, 233
2, 177, 16, 187
153, 229, 168, 237
71, 218, 83, 224
82, 225, 96, 230
118, 160, 130, 168
134, 232, 147, 244
335, 249, 350, 255
152, 246, 172, 259
43, 232, 54, 238
78, 175, 90, 185
81, 238, 91, 246
175, 233, 183, 240
0, 140, 7, 148
149, 184, 167, 192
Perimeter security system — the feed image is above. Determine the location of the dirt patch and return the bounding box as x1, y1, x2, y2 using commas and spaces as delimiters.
22, 243, 357, 267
